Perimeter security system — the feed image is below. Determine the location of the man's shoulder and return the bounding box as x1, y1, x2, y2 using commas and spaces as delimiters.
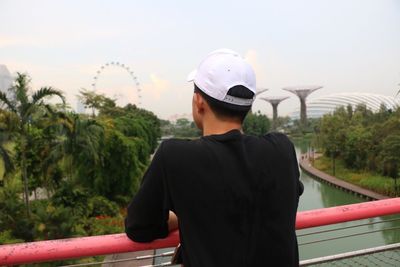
245, 132, 294, 158
160, 138, 202, 153
160, 133, 293, 152
261, 132, 293, 146
258, 132, 296, 162
242, 132, 292, 148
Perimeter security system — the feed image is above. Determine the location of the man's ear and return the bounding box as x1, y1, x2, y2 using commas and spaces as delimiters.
194, 92, 205, 114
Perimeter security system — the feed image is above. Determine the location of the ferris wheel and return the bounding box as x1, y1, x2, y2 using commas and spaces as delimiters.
91, 61, 142, 106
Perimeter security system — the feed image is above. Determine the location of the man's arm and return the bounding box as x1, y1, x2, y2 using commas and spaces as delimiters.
168, 211, 179, 232
125, 143, 174, 242
289, 137, 304, 198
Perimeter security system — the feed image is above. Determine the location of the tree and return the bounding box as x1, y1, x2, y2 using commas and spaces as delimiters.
352, 103, 373, 127
160, 119, 174, 136
274, 116, 291, 131
170, 118, 200, 138
0, 112, 14, 182
0, 73, 65, 217
0, 176, 33, 242
52, 113, 104, 182
319, 108, 349, 175
176, 118, 191, 128
346, 104, 353, 120
243, 111, 270, 136
78, 89, 117, 117
379, 134, 400, 195
100, 103, 161, 152
343, 125, 372, 169
94, 130, 144, 201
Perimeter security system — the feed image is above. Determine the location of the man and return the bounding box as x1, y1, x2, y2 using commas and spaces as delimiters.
125, 49, 303, 266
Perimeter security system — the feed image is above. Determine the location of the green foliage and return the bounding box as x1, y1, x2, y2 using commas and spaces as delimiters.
0, 230, 24, 244
95, 131, 143, 200
31, 185, 123, 240
378, 134, 400, 179
315, 104, 400, 195
175, 118, 191, 128
84, 216, 124, 236
0, 73, 65, 217
243, 111, 270, 136
51, 114, 105, 186
51, 181, 90, 217
0, 177, 34, 242
113, 116, 151, 159
0, 75, 160, 244
314, 155, 397, 197
87, 196, 120, 217
13, 126, 47, 193
167, 118, 201, 138
0, 111, 14, 176
274, 116, 291, 131
78, 89, 115, 117
287, 117, 321, 135
319, 107, 348, 158
343, 125, 372, 169
31, 200, 85, 240
97, 101, 161, 153
122, 105, 161, 152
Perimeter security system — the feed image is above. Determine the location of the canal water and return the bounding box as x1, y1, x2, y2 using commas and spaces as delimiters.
295, 142, 400, 262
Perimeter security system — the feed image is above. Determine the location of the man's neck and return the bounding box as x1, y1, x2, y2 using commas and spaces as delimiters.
202, 118, 242, 136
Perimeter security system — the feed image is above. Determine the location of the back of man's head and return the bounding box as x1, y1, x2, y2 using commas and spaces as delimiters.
188, 49, 257, 122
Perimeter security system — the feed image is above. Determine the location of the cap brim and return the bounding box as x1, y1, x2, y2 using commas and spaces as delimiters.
186, 69, 197, 82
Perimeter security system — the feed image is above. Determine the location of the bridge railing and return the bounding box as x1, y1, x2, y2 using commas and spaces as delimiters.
1, 198, 400, 266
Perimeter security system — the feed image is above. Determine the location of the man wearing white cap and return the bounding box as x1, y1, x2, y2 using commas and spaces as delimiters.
125, 49, 303, 266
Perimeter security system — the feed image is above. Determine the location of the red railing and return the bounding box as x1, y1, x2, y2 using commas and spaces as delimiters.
1, 197, 400, 265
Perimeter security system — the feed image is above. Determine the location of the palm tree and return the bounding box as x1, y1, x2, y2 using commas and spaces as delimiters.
0, 132, 13, 187
0, 111, 16, 182
46, 112, 104, 184
0, 72, 65, 217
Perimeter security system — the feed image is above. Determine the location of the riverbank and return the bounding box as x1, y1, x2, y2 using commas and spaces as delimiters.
299, 154, 389, 200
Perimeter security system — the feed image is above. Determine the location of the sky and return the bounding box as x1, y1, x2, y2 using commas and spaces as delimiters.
1, 0, 399, 120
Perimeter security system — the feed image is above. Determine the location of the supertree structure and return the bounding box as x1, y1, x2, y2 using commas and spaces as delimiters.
283, 86, 322, 126
261, 96, 289, 130
256, 88, 269, 96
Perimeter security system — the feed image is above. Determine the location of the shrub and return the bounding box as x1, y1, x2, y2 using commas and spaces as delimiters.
88, 196, 119, 217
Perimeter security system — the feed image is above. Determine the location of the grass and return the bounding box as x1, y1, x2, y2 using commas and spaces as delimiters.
313, 156, 398, 197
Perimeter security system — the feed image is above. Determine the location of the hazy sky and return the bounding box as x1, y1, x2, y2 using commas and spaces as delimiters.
1, 0, 399, 119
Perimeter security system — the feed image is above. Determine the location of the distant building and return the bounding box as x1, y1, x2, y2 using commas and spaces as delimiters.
167, 113, 193, 123
0, 64, 13, 94
289, 92, 400, 120
76, 100, 86, 114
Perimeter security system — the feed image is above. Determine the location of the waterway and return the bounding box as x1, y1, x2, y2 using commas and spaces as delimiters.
295, 141, 400, 262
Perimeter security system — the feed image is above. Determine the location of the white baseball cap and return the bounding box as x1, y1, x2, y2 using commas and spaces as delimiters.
187, 49, 257, 106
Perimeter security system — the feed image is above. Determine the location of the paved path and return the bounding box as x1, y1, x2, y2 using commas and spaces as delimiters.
299, 154, 389, 200
102, 250, 154, 267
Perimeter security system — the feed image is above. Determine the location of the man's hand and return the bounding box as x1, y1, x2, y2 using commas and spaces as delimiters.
168, 211, 178, 232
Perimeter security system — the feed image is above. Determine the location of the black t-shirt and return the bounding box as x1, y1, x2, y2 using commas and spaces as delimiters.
125, 130, 303, 267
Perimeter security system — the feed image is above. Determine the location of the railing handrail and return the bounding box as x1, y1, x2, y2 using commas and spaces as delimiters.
296, 197, 400, 229
1, 197, 400, 265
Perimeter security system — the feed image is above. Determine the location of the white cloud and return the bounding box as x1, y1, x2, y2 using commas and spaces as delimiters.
141, 74, 170, 100
244, 49, 268, 89
0, 36, 42, 48
0, 29, 119, 48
